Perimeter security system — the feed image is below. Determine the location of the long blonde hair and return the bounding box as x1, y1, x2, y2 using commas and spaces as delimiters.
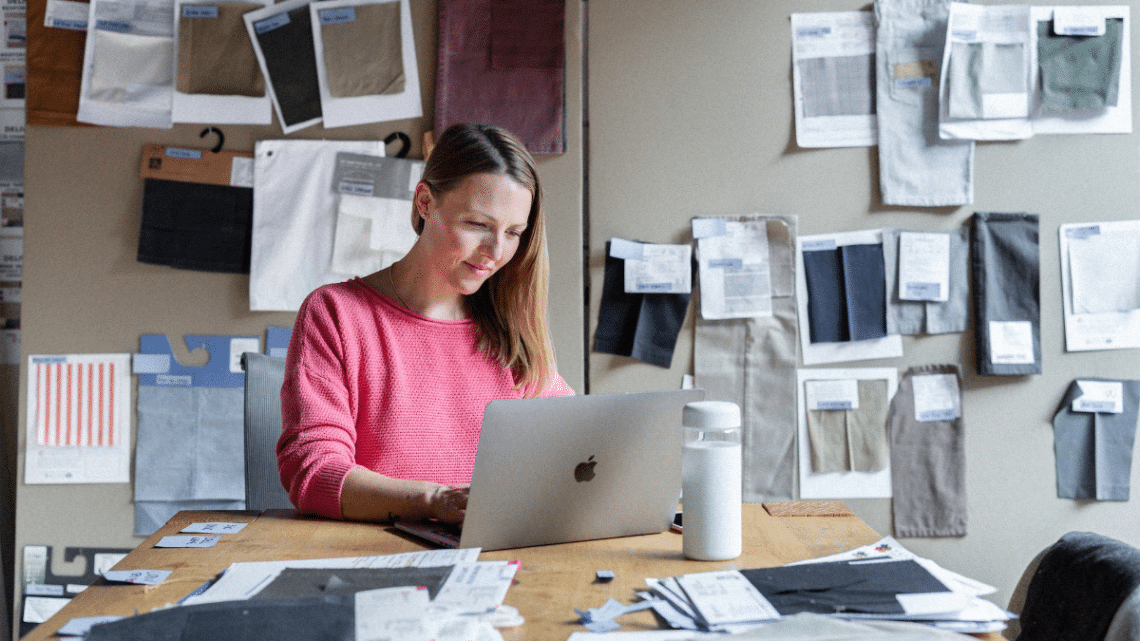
414, 124, 556, 396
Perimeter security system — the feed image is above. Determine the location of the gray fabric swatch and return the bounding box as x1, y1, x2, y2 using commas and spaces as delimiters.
888, 364, 967, 537
1053, 378, 1140, 501
883, 226, 970, 335
875, 0, 974, 206
1038, 18, 1124, 113
970, 212, 1041, 376
695, 215, 798, 502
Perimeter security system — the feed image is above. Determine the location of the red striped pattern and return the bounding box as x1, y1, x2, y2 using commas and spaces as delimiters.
35, 361, 116, 447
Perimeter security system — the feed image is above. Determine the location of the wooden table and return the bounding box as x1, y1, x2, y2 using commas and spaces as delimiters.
20, 505, 1002, 640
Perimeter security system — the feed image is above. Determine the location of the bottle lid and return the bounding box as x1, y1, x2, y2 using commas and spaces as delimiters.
682, 401, 741, 429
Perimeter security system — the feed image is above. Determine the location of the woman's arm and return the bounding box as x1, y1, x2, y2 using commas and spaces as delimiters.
340, 467, 468, 523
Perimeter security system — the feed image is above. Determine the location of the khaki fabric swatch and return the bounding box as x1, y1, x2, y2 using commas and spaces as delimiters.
177, 2, 265, 96
806, 379, 889, 474
320, 1, 403, 98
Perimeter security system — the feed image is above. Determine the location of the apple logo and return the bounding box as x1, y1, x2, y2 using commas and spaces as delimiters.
574, 455, 597, 482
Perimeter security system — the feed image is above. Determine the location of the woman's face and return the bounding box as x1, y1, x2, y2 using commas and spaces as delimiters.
414, 172, 533, 296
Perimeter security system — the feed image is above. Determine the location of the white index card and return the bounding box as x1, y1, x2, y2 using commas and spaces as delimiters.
181, 522, 248, 534
1053, 7, 1107, 36
623, 243, 692, 294
899, 231, 950, 302
989, 321, 1035, 365
912, 374, 961, 422
1073, 380, 1124, 414
103, 569, 172, 585
804, 379, 860, 411
155, 535, 221, 548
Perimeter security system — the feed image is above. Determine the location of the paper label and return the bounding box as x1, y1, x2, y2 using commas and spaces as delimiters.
805, 379, 860, 411
181, 5, 218, 19
230, 157, 254, 188
155, 535, 220, 548
319, 6, 355, 25
1053, 8, 1106, 36
229, 338, 260, 373
912, 373, 960, 422
103, 569, 172, 585
253, 12, 289, 34
181, 522, 248, 534
608, 237, 644, 261
1073, 380, 1123, 414
623, 243, 692, 294
989, 321, 1035, 365
691, 217, 727, 239
802, 238, 837, 252
899, 232, 950, 302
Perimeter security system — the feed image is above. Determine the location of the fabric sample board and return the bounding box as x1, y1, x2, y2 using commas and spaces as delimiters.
882, 226, 969, 335
970, 212, 1041, 376
887, 364, 967, 537
435, 0, 565, 153
319, 1, 403, 98
802, 243, 887, 343
1038, 17, 1125, 113
594, 242, 691, 368
1053, 378, 1140, 501
248, 0, 322, 130
874, 0, 974, 206
695, 215, 798, 502
177, 2, 265, 96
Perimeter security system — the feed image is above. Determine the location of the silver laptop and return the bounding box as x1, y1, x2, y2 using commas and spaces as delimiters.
395, 388, 705, 551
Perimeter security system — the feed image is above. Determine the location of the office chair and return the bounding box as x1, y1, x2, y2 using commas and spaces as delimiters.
1006, 532, 1140, 641
240, 351, 294, 511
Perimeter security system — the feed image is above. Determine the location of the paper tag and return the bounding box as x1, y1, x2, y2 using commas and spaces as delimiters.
253, 12, 289, 34
608, 237, 644, 260
1073, 380, 1123, 413
45, 0, 90, 30
229, 338, 260, 373
155, 535, 220, 548
1053, 8, 1106, 36
989, 321, 1034, 365
181, 522, 248, 534
623, 243, 692, 294
103, 569, 172, 585
230, 157, 254, 188
24, 583, 64, 596
912, 374, 960, 422
319, 6, 355, 25
181, 5, 218, 19
899, 232, 950, 302
802, 238, 837, 252
805, 379, 860, 411
691, 217, 727, 239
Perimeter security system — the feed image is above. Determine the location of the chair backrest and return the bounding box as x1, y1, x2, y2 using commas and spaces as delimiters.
241, 351, 294, 511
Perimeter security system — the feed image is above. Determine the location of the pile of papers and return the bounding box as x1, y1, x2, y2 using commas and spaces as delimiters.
638, 537, 1013, 635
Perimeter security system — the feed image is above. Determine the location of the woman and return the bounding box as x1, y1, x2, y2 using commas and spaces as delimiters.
277, 123, 574, 525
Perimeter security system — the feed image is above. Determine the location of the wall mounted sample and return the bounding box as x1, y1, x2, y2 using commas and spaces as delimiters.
24, 353, 131, 484
248, 139, 385, 311
310, 0, 422, 128
1059, 220, 1140, 351
694, 217, 773, 320
27, 0, 87, 125
797, 367, 896, 500
172, 0, 272, 124
888, 364, 966, 537
970, 212, 1041, 376
882, 226, 969, 335
1053, 378, 1139, 501
796, 229, 902, 365
77, 0, 175, 128
695, 215, 798, 502
435, 0, 565, 154
328, 152, 420, 277
132, 334, 257, 535
244, 0, 322, 133
874, 0, 974, 206
790, 10, 876, 148
136, 144, 255, 273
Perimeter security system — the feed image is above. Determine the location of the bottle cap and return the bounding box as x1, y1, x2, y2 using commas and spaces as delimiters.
682, 401, 741, 430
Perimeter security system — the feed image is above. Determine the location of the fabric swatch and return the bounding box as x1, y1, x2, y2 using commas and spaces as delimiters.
970, 211, 1040, 376
802, 243, 886, 344
1053, 378, 1140, 501
138, 178, 253, 274
177, 2, 265, 97
883, 226, 970, 335
320, 1, 404, 98
887, 364, 967, 537
1038, 18, 1124, 113
806, 379, 889, 474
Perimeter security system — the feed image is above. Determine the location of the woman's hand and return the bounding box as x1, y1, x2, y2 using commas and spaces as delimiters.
428, 484, 469, 524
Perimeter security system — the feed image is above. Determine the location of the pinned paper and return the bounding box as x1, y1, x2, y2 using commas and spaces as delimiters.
155, 535, 220, 548
1073, 380, 1124, 414
898, 232, 950, 302
695, 218, 773, 319
912, 374, 961, 422
103, 569, 172, 585
989, 321, 1034, 365
805, 379, 860, 411
610, 238, 691, 294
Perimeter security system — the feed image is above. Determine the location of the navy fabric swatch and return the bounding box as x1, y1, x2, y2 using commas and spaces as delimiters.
803, 244, 887, 343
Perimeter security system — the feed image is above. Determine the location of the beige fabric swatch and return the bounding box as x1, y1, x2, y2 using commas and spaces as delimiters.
320, 1, 403, 98
806, 379, 889, 474
177, 2, 265, 96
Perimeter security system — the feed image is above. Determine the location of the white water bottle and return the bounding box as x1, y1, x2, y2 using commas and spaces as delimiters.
681, 401, 742, 561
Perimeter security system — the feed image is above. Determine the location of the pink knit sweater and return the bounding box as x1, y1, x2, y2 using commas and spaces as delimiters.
277, 278, 573, 518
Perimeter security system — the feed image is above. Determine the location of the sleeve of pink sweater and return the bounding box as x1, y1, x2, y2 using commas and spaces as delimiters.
277, 288, 362, 518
